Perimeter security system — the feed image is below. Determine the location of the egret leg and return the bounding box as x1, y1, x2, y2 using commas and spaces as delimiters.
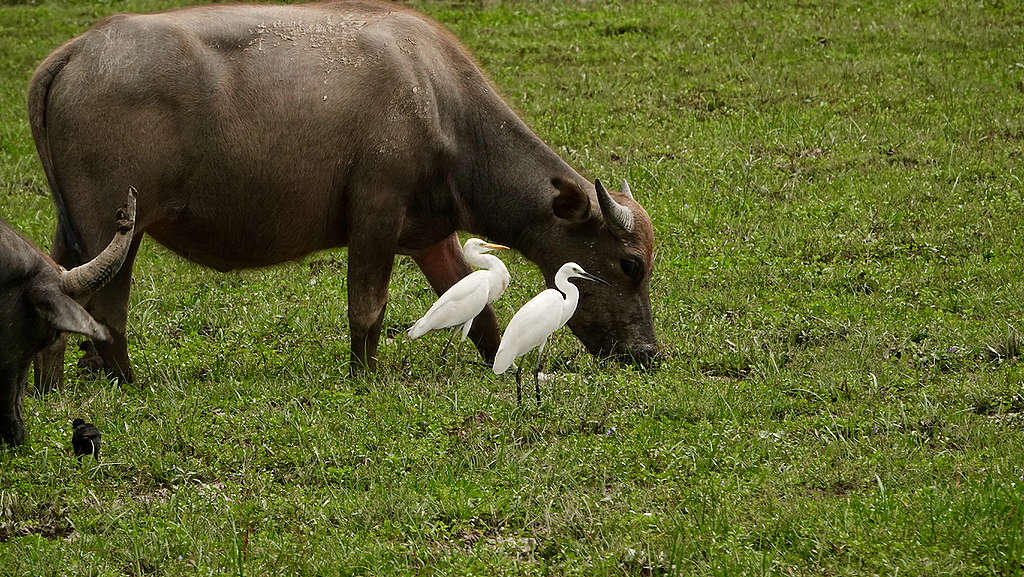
534, 342, 547, 405
438, 326, 458, 359
449, 328, 469, 381
515, 363, 523, 405
455, 319, 474, 365
454, 337, 464, 366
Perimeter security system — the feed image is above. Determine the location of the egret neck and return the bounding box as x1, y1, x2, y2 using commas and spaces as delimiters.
466, 247, 511, 302
553, 266, 582, 326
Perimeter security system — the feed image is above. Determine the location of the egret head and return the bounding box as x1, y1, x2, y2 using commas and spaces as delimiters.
463, 238, 510, 257
559, 262, 609, 286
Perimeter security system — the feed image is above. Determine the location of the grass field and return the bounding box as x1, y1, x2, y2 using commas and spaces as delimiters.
2, 0, 1024, 574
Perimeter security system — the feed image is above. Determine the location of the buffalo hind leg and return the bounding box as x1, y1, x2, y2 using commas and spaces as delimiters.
412, 233, 501, 364
84, 234, 142, 383
76, 341, 105, 375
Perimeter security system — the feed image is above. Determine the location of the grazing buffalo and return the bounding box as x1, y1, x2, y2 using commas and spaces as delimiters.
1, 192, 135, 446
29, 1, 658, 388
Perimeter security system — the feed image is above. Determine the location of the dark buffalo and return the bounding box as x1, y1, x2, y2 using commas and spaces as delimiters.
1, 192, 135, 446
29, 1, 658, 388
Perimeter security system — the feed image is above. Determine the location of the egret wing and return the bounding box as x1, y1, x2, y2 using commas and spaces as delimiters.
501, 289, 566, 352
409, 271, 490, 337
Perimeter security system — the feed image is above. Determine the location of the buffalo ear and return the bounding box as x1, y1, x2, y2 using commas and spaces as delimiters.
28, 282, 111, 342
551, 177, 591, 222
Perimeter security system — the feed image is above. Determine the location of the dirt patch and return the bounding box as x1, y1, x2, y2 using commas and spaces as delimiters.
0, 520, 76, 542
448, 411, 494, 439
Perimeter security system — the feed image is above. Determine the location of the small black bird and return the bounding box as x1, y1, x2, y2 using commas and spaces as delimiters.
71, 418, 101, 461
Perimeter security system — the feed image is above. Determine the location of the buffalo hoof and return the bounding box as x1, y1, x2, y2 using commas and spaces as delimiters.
76, 341, 134, 383
1, 418, 26, 447
76, 340, 105, 375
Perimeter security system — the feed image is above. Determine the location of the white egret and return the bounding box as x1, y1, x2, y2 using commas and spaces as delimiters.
493, 262, 608, 404
408, 238, 511, 358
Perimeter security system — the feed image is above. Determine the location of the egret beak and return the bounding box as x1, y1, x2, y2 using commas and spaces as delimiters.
579, 271, 609, 286
481, 242, 510, 251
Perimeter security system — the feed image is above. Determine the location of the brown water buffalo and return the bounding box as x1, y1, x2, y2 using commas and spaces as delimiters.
1, 192, 135, 446
29, 0, 658, 388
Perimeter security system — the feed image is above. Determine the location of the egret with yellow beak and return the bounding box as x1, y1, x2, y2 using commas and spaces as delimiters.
408, 238, 511, 358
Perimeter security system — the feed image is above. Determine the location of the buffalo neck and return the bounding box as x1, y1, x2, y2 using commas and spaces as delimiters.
446, 87, 587, 265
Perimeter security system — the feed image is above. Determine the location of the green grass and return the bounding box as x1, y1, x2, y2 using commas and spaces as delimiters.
3, 0, 1024, 574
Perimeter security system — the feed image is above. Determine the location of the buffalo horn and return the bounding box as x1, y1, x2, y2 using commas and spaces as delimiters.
60, 187, 138, 297
595, 178, 634, 233
621, 179, 634, 200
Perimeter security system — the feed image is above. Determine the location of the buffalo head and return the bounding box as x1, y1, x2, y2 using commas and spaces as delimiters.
0, 190, 135, 446
532, 177, 659, 367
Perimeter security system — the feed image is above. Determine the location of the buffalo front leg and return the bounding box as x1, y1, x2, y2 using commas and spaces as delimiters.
33, 227, 77, 393
346, 222, 400, 375
412, 233, 502, 364
1, 364, 30, 446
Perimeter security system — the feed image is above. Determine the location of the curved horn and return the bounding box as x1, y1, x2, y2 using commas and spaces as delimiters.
60, 187, 137, 297
595, 178, 634, 233
621, 179, 634, 200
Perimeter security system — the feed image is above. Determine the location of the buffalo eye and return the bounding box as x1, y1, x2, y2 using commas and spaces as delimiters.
621, 257, 643, 280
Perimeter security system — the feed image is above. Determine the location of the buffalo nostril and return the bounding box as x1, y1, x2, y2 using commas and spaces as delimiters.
636, 349, 657, 368
617, 343, 660, 368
